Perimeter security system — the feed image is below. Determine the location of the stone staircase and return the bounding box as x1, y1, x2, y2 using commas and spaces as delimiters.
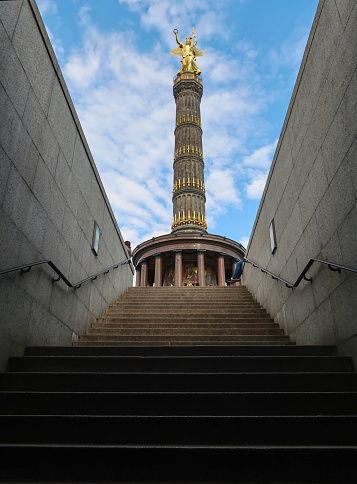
0, 285, 357, 482
75, 286, 292, 346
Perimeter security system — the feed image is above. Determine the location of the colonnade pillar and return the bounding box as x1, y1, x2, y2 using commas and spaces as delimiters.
173, 250, 182, 287
217, 253, 226, 286
154, 253, 162, 287
135, 267, 141, 287
197, 249, 206, 287
140, 259, 148, 287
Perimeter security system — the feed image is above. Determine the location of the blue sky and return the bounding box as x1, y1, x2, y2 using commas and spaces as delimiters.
37, 0, 319, 250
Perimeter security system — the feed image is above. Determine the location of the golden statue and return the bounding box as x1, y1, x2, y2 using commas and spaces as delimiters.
170, 28, 204, 76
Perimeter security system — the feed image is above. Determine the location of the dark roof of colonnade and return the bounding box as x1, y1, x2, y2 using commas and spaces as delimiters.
132, 232, 246, 267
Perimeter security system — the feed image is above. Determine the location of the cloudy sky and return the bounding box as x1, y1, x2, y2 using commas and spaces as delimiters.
37, 0, 319, 250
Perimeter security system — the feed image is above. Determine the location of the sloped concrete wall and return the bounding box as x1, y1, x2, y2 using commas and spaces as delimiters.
244, 0, 357, 362
0, 0, 134, 371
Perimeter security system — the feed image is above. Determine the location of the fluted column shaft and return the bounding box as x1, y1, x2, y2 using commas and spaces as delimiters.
197, 249, 206, 287
174, 250, 182, 287
172, 74, 207, 233
135, 268, 141, 287
154, 253, 162, 287
217, 253, 225, 287
140, 260, 148, 287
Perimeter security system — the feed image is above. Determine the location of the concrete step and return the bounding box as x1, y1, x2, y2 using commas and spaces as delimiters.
73, 339, 296, 346
97, 317, 274, 324
105, 307, 267, 315
1, 445, 356, 482
117, 295, 255, 301
23, 345, 337, 356
1, 391, 357, 416
77, 334, 291, 344
2, 371, 356, 392
8, 355, 354, 373
124, 287, 250, 292
92, 322, 280, 329
109, 303, 263, 310
85, 328, 285, 336
1, 415, 357, 445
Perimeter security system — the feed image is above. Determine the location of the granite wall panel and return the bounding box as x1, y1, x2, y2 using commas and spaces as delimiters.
245, 0, 357, 365
0, 0, 133, 372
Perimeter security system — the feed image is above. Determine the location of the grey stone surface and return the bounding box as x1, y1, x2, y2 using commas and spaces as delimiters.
12, 0, 55, 115
337, 205, 357, 269
33, 156, 66, 231
303, 0, 342, 106
293, 299, 336, 345
55, 150, 80, 217
47, 79, 77, 167
276, 203, 303, 272
286, 81, 313, 163
23, 195, 48, 250
72, 135, 93, 202
315, 159, 354, 246
294, 214, 323, 274
0, 0, 134, 372
0, 84, 39, 189
334, 0, 355, 29
0, 18, 30, 118
42, 219, 72, 276
322, 68, 357, 184
0, 279, 33, 346
273, 169, 299, 239
345, 136, 357, 195
0, 0, 23, 40
329, 5, 357, 113
298, 150, 329, 229
0, 211, 23, 269
272, 133, 293, 204
0, 145, 11, 205
2, 164, 32, 231
61, 204, 82, 260
22, 88, 59, 176
246, 0, 357, 361
27, 302, 63, 346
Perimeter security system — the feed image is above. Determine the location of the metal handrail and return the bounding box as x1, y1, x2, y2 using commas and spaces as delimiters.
0, 258, 132, 289
243, 257, 357, 289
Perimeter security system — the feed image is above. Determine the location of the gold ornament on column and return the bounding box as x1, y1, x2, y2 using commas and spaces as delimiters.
170, 28, 205, 76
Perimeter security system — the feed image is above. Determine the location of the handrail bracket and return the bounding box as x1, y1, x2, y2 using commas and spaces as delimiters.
328, 264, 341, 273
20, 267, 31, 275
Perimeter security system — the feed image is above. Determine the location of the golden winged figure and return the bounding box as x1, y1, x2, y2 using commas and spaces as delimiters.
170, 28, 204, 76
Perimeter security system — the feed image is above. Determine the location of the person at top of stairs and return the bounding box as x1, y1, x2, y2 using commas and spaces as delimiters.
227, 259, 243, 283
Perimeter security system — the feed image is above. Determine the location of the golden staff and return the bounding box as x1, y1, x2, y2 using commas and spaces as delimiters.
192, 27, 197, 46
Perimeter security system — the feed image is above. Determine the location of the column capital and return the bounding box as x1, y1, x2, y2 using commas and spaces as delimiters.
197, 249, 206, 253
217, 252, 226, 258
152, 252, 162, 258
173, 249, 183, 253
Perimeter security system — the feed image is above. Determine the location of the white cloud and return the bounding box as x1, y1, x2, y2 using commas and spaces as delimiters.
55, 1, 296, 246
243, 139, 277, 169
65, 52, 101, 89
44, 23, 64, 58
265, 29, 309, 79
205, 169, 242, 207
239, 236, 250, 248
37, 0, 57, 15
245, 172, 268, 200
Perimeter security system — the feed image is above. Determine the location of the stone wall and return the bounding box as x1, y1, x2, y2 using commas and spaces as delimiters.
244, 0, 357, 362
0, 0, 134, 371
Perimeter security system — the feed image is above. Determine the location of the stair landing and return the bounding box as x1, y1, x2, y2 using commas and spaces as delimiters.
75, 286, 293, 346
